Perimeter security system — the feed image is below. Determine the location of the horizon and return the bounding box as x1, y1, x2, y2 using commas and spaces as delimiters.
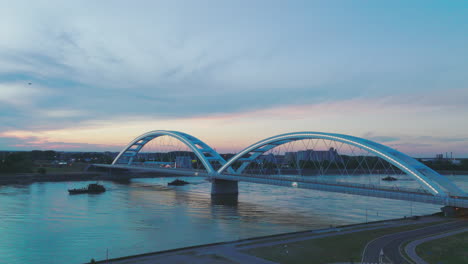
1, 146, 466, 159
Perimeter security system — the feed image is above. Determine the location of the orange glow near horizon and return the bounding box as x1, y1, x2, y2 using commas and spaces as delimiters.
1, 99, 467, 156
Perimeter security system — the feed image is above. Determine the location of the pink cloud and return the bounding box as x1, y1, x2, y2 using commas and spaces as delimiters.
0, 134, 120, 151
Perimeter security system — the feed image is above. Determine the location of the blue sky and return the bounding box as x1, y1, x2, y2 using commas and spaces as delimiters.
0, 0, 467, 156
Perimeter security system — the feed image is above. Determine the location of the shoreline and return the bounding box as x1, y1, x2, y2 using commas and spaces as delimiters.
0, 171, 170, 185
0, 170, 466, 185
93, 214, 445, 264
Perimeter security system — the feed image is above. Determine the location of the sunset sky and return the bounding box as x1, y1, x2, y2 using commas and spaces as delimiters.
0, 0, 467, 157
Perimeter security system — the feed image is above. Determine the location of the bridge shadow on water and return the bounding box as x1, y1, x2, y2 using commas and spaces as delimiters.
123, 178, 333, 229
211, 194, 239, 206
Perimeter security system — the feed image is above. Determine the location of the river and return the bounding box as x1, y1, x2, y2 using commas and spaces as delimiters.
0, 175, 466, 263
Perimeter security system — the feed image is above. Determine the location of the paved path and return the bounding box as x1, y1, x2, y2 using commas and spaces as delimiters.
236, 218, 439, 251
105, 217, 444, 264
404, 227, 468, 264
361, 220, 468, 264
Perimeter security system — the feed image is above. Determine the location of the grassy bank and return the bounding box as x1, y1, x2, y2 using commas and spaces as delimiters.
245, 221, 447, 264
37, 162, 89, 173
416, 230, 468, 264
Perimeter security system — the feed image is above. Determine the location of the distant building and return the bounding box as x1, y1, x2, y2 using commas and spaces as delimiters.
175, 156, 192, 169
264, 149, 344, 165
287, 148, 343, 163
422, 153, 462, 165
143, 161, 175, 167
51, 160, 69, 167
259, 153, 277, 163
257, 154, 285, 165
284, 152, 297, 163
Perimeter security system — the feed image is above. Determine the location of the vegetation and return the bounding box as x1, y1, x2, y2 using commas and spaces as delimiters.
68, 152, 114, 164
416, 231, 468, 264
0, 150, 115, 174
30, 150, 57, 160
0, 152, 34, 173
1, 149, 468, 175
39, 163, 89, 173
245, 221, 447, 264
420, 159, 468, 171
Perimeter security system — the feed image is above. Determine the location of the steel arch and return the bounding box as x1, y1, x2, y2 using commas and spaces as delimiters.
112, 130, 229, 174
217, 132, 466, 197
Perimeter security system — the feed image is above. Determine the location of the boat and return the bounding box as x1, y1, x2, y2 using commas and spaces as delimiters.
168, 179, 190, 186
68, 183, 106, 194
382, 176, 398, 181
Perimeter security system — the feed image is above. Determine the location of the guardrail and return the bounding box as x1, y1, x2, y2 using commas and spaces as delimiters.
93, 163, 468, 207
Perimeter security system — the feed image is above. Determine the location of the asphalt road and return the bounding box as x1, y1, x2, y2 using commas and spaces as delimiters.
405, 227, 468, 264
361, 220, 468, 264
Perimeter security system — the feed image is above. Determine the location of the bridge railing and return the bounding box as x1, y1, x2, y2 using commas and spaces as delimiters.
102, 162, 468, 207
214, 173, 454, 205
128, 162, 206, 172
220, 172, 433, 196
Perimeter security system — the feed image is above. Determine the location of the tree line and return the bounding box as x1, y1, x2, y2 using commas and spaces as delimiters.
0, 151, 114, 174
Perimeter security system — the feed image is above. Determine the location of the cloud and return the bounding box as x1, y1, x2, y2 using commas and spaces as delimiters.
0, 134, 118, 152
0, 82, 49, 106
0, 1, 467, 155
38, 109, 88, 118
414, 136, 468, 143
364, 136, 400, 143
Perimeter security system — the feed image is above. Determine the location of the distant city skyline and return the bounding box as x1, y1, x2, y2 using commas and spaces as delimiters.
0, 1, 467, 157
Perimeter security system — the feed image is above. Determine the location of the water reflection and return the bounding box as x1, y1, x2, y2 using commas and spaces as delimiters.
0, 175, 465, 264
111, 178, 132, 185
211, 195, 239, 206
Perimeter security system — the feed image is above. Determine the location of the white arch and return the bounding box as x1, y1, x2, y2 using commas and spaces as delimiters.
112, 130, 228, 174
217, 132, 466, 197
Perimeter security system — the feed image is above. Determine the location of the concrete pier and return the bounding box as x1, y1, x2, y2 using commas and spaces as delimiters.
211, 179, 239, 196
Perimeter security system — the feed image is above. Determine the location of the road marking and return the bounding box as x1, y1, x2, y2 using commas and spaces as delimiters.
361, 220, 458, 264
404, 227, 468, 264
378, 248, 384, 264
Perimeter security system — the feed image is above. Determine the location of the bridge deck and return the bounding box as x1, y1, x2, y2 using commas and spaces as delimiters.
93, 164, 468, 208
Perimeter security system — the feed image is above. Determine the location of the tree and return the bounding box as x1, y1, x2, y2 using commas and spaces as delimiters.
0, 152, 33, 173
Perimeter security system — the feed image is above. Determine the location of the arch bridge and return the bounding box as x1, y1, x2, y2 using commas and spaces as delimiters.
95, 130, 468, 210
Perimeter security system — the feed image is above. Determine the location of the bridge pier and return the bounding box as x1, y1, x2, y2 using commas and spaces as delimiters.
441, 206, 468, 217
211, 179, 238, 196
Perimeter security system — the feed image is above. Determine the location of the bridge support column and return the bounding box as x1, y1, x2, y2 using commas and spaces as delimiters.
441, 206, 468, 217
211, 179, 238, 196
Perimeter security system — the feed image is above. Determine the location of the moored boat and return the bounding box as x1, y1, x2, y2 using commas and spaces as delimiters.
168, 179, 190, 186
382, 176, 398, 181
68, 183, 106, 194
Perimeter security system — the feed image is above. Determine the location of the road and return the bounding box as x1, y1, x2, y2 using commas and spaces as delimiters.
405, 227, 468, 264
105, 216, 443, 264
361, 220, 468, 264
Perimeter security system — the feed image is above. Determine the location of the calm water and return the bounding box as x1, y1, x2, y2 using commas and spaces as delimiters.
0, 175, 466, 264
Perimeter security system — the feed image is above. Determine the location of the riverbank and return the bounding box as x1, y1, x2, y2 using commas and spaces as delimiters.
437, 170, 468, 175
0, 171, 172, 185
0, 172, 104, 184
1, 170, 467, 185
92, 215, 462, 264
